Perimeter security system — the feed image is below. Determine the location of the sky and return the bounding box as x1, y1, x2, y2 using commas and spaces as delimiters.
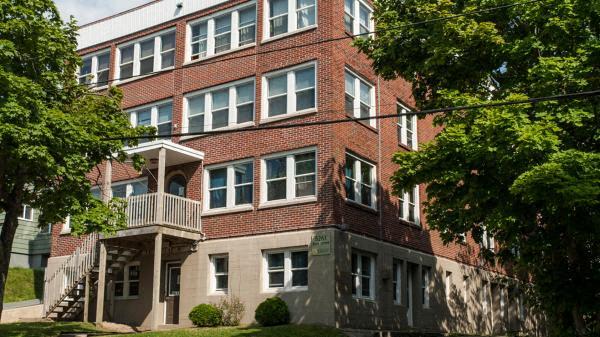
54, 0, 153, 25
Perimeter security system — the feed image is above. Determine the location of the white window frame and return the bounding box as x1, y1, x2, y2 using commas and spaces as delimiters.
203, 159, 254, 214
114, 28, 176, 83
399, 185, 420, 225
397, 102, 418, 150
352, 251, 376, 300
393, 260, 402, 305
260, 147, 317, 207
263, 0, 318, 41
91, 178, 149, 199
261, 61, 317, 122
210, 254, 229, 294
128, 99, 173, 139
262, 248, 309, 292
345, 152, 377, 209
183, 78, 255, 136
77, 49, 111, 87
421, 266, 431, 308
115, 261, 141, 300
482, 229, 496, 251
345, 68, 376, 128
344, 0, 374, 36
18, 205, 34, 221
185, 3, 257, 63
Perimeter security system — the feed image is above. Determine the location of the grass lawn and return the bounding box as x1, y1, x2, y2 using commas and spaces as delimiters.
0, 322, 102, 337
121, 325, 347, 337
3, 268, 45, 303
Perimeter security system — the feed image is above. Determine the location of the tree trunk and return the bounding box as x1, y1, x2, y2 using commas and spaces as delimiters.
572, 304, 587, 335
0, 204, 21, 322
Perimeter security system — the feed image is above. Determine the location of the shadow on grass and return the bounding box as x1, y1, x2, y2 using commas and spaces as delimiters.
117, 324, 347, 337
0, 322, 101, 337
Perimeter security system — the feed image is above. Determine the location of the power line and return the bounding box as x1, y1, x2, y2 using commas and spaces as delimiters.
81, 0, 541, 88
103, 89, 600, 141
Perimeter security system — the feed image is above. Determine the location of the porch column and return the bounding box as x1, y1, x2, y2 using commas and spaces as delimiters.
102, 160, 112, 203
95, 241, 107, 323
150, 231, 163, 330
83, 274, 90, 322
156, 148, 166, 224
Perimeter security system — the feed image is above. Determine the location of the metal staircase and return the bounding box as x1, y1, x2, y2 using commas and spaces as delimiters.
43, 233, 140, 320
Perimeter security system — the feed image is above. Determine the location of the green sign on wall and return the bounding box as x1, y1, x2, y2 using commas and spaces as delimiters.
310, 232, 331, 256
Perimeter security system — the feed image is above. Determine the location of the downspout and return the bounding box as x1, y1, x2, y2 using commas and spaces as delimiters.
377, 76, 383, 241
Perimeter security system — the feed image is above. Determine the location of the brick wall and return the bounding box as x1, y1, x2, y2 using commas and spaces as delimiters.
52, 0, 504, 275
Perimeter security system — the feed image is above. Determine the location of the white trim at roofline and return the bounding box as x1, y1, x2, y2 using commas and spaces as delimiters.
125, 140, 205, 161
77, 0, 229, 50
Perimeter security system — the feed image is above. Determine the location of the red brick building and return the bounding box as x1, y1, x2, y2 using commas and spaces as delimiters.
45, 0, 540, 334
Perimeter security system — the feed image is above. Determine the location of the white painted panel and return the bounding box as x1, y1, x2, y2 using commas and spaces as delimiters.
78, 0, 229, 50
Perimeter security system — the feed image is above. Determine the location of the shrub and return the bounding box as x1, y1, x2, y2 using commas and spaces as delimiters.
215, 296, 245, 326
254, 297, 290, 326
189, 303, 222, 327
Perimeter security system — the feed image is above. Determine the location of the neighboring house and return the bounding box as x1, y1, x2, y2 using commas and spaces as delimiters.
45, 0, 541, 335
0, 205, 51, 268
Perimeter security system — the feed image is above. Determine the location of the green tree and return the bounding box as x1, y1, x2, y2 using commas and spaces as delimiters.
0, 0, 148, 319
356, 0, 599, 335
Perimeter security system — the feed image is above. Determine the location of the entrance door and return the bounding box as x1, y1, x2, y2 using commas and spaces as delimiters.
406, 265, 414, 327
165, 263, 181, 324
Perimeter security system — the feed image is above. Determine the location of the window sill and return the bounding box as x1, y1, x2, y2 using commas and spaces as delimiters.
183, 43, 256, 66
113, 67, 174, 86
260, 109, 316, 125
398, 218, 422, 230
258, 196, 317, 210
398, 142, 417, 152
60, 230, 72, 235
347, 115, 378, 133
208, 290, 228, 296
352, 296, 376, 303
261, 286, 308, 294
345, 198, 377, 213
18, 218, 34, 222
202, 205, 254, 217
115, 296, 139, 301
261, 25, 318, 45
179, 121, 256, 141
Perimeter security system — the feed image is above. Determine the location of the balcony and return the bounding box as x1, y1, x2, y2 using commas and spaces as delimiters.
102, 140, 205, 239
125, 192, 202, 232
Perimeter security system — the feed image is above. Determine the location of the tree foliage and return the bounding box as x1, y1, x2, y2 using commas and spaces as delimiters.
0, 0, 148, 318
355, 0, 599, 335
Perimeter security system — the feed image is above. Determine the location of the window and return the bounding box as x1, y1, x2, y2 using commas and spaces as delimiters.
463, 276, 469, 303
345, 69, 375, 128
116, 30, 175, 81
205, 161, 253, 211
78, 50, 110, 87
264, 249, 308, 291
445, 271, 452, 300
421, 266, 431, 308
188, 5, 256, 61
92, 179, 148, 199
115, 263, 140, 299
399, 186, 420, 224
266, 0, 316, 39
263, 63, 316, 119
18, 205, 34, 221
393, 260, 402, 304
352, 251, 375, 299
482, 229, 495, 251
345, 153, 377, 209
397, 102, 418, 149
129, 101, 173, 142
518, 293, 526, 321
261, 148, 316, 205
344, 0, 373, 35
211, 255, 229, 293
239, 7, 257, 46
500, 287, 506, 318
184, 79, 255, 134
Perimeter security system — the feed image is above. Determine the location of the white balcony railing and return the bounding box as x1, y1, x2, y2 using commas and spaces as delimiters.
125, 192, 202, 232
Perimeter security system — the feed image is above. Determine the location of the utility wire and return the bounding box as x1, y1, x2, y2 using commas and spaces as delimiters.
103, 89, 600, 141
80, 0, 541, 88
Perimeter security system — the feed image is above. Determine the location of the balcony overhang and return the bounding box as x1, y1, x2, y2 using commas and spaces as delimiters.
125, 140, 204, 169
